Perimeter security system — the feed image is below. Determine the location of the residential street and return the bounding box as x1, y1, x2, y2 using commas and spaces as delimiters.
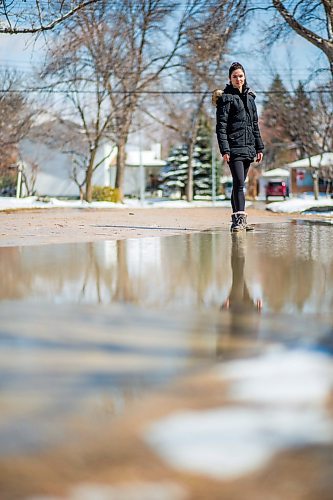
0, 205, 321, 247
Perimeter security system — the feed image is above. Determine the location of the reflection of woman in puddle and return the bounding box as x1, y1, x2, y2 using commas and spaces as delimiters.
218, 234, 262, 356
221, 233, 262, 313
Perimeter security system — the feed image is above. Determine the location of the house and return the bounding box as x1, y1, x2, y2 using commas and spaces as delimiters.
285, 153, 333, 195
19, 119, 113, 198
109, 144, 166, 197
18, 120, 165, 198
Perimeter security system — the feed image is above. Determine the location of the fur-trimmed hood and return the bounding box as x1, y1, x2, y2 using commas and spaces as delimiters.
212, 85, 257, 107
211, 88, 224, 107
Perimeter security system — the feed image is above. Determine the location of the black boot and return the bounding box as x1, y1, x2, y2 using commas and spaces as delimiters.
243, 213, 255, 231
235, 212, 247, 231
230, 212, 245, 232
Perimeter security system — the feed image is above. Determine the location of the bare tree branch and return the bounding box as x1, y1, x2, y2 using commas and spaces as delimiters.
0, 0, 100, 34
272, 0, 333, 75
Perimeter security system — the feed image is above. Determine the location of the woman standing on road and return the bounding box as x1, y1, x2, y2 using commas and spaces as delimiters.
213, 62, 264, 232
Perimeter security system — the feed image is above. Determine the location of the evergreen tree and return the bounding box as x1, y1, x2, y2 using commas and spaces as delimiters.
289, 81, 319, 159
260, 74, 293, 167
193, 114, 213, 197
160, 113, 221, 199
159, 145, 188, 199
289, 82, 322, 199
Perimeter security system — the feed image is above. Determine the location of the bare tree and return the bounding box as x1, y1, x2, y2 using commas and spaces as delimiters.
271, 0, 333, 78
43, 27, 117, 202
140, 0, 248, 201
0, 0, 100, 34
181, 0, 248, 200
95, 0, 195, 200
315, 82, 333, 195
42, 0, 205, 200
0, 70, 35, 170
314, 82, 333, 153
41, 0, 248, 201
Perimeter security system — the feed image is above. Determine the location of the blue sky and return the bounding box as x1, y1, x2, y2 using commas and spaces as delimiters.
0, 5, 329, 104
225, 6, 330, 106
0, 33, 42, 72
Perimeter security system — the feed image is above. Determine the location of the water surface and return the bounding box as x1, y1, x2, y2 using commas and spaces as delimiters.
1, 221, 332, 455
1, 222, 332, 314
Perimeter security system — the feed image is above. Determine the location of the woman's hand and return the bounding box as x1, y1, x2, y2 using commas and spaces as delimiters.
256, 152, 263, 163
223, 153, 230, 163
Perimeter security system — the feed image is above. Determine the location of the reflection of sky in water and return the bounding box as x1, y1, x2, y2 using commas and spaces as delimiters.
0, 223, 333, 314
0, 300, 210, 455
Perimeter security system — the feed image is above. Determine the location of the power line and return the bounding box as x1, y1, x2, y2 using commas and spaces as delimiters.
0, 88, 331, 95
0, 62, 323, 77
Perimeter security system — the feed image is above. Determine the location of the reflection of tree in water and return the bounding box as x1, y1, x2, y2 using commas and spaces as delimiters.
253, 225, 320, 313
3, 224, 331, 312
79, 241, 136, 304
80, 242, 103, 302
161, 232, 230, 306
0, 247, 34, 299
0, 244, 100, 301
113, 240, 136, 303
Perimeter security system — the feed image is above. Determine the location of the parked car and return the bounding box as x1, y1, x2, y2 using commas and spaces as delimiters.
266, 180, 288, 200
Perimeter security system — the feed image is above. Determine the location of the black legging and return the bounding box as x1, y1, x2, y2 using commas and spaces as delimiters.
229, 159, 251, 212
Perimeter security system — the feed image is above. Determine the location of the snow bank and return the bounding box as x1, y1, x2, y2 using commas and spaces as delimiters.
0, 196, 238, 212
0, 196, 120, 211
266, 197, 333, 214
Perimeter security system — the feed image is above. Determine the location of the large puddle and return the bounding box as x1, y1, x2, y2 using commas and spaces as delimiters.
1, 222, 333, 313
0, 221, 333, 458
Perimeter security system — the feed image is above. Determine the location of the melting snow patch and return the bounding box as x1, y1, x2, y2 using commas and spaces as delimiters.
0, 196, 238, 211
0, 196, 120, 211
145, 349, 333, 479
266, 198, 333, 214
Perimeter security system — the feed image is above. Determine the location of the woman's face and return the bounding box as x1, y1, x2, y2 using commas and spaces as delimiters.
230, 69, 245, 90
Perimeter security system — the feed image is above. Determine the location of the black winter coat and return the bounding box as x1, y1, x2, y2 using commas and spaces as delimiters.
215, 84, 264, 160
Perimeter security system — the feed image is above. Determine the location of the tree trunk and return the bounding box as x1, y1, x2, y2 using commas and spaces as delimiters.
114, 240, 133, 301
326, 180, 330, 197
186, 110, 202, 202
186, 138, 195, 202
323, 45, 333, 80
85, 149, 97, 202
313, 174, 319, 200
115, 138, 127, 201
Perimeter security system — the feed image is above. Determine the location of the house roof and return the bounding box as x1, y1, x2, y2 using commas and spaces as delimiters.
262, 168, 290, 177
286, 152, 333, 169
126, 150, 166, 167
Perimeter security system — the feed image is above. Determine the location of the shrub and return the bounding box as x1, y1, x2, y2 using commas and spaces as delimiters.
0, 173, 16, 196
92, 186, 122, 203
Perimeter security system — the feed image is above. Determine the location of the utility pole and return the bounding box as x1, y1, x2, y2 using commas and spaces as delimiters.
16, 163, 22, 198
139, 129, 145, 206
211, 129, 216, 206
